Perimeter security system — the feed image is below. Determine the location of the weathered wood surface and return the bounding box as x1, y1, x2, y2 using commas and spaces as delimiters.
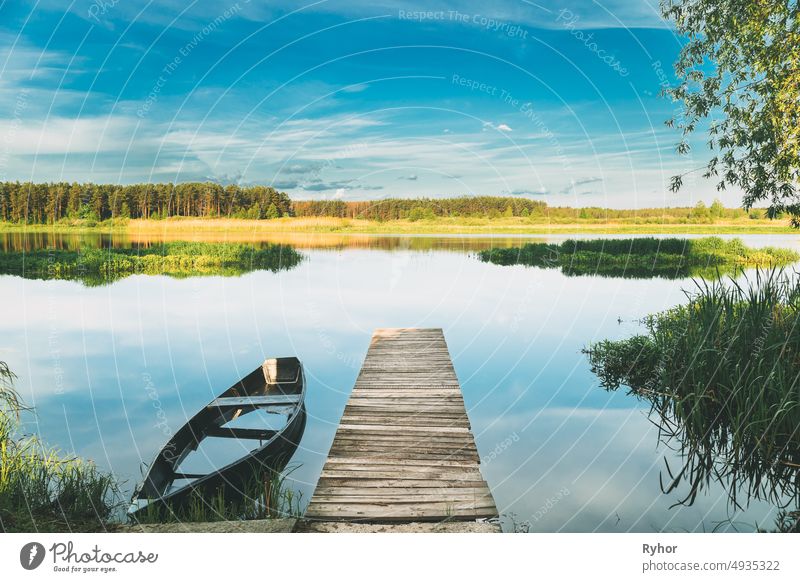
305, 328, 497, 522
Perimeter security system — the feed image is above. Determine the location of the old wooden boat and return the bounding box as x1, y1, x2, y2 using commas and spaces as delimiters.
128, 357, 306, 517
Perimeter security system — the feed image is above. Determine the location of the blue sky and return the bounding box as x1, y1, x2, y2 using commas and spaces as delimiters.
0, 1, 733, 207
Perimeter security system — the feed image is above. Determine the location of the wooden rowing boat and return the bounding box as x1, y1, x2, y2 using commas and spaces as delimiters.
128, 357, 306, 517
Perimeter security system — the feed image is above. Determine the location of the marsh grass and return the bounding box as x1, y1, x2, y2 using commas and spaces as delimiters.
132, 465, 305, 524
584, 269, 800, 530
0, 363, 120, 532
3, 215, 797, 236
771, 509, 800, 533
479, 237, 799, 279
0, 241, 304, 286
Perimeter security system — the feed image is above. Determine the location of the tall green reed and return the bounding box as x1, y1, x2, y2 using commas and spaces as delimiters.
0, 362, 120, 532
584, 269, 800, 525
132, 465, 305, 524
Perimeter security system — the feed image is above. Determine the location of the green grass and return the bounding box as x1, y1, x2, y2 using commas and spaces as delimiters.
0, 363, 120, 532
478, 237, 800, 279
584, 270, 800, 529
131, 466, 305, 525
0, 241, 304, 286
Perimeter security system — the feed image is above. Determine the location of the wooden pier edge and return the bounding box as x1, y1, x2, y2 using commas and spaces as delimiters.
305, 328, 498, 523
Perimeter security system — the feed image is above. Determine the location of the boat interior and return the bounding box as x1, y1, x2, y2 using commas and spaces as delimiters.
130, 357, 305, 512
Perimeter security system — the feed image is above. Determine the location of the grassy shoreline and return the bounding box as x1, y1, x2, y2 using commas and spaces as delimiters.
478, 237, 800, 279
1, 216, 798, 235
1, 363, 119, 532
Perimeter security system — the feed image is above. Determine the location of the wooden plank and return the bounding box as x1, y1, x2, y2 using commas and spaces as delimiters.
337, 424, 470, 434
341, 410, 469, 417
342, 404, 468, 410
306, 500, 498, 511
344, 396, 466, 403
310, 487, 492, 497
305, 504, 497, 521
346, 391, 465, 397
338, 413, 470, 422
331, 441, 476, 451
316, 478, 488, 488
305, 328, 498, 523
328, 446, 479, 456
336, 419, 471, 428
208, 394, 301, 408
329, 441, 478, 450
326, 452, 480, 462
317, 477, 486, 486
341, 407, 468, 413
321, 458, 479, 469
204, 427, 278, 440
331, 434, 475, 444
309, 495, 497, 505
327, 447, 479, 458
320, 466, 483, 486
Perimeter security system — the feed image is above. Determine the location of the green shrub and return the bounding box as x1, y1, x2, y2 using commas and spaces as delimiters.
408, 207, 436, 221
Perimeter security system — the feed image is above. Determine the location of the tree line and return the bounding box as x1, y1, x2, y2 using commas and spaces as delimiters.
0, 182, 293, 223
0, 182, 550, 223
0, 181, 762, 224
291, 196, 547, 220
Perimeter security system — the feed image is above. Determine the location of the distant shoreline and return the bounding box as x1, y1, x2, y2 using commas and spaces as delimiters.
1, 217, 798, 236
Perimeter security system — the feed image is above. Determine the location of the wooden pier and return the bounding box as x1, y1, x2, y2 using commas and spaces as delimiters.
305, 328, 497, 522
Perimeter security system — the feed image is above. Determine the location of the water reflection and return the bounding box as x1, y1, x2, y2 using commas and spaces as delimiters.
478, 238, 799, 280
0, 241, 303, 286
0, 231, 540, 253
585, 271, 800, 532
2, 233, 799, 531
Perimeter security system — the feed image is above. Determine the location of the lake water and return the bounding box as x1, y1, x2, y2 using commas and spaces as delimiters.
2, 232, 799, 532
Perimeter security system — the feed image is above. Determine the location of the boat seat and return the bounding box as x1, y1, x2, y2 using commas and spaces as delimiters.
262, 359, 301, 384
172, 472, 206, 480
208, 394, 301, 409
204, 427, 279, 440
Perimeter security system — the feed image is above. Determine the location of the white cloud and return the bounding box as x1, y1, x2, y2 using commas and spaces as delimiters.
240, 0, 670, 29
0, 116, 139, 154
482, 121, 513, 133
342, 83, 368, 93
0, 39, 90, 121
40, 0, 670, 31
0, 68, 735, 207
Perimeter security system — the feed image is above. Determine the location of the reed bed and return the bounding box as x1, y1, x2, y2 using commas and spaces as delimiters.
584, 269, 800, 528
0, 241, 304, 286
132, 465, 304, 525
0, 364, 120, 532
478, 237, 799, 279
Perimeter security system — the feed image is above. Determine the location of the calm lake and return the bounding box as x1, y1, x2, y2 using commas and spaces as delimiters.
2, 232, 799, 532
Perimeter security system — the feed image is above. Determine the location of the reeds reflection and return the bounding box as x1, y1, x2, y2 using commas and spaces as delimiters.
585, 270, 800, 532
